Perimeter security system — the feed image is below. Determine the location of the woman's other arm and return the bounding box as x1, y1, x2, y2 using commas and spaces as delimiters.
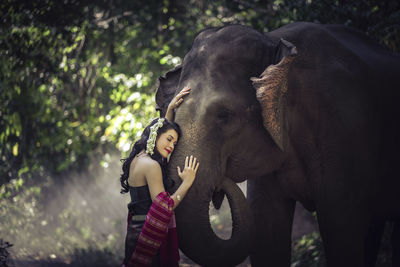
145, 155, 198, 209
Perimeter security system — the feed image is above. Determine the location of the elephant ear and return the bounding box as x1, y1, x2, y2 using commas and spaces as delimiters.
155, 65, 182, 117
250, 38, 297, 150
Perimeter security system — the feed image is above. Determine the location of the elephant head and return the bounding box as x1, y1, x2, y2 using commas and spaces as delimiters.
156, 25, 297, 266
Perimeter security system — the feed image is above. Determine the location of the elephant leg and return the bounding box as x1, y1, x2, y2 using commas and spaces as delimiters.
247, 176, 296, 267
392, 220, 400, 267
364, 220, 385, 267
316, 203, 369, 267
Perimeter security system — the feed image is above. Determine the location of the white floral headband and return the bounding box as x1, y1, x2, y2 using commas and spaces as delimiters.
146, 118, 165, 155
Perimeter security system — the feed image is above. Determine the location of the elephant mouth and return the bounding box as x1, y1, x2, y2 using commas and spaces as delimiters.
210, 180, 248, 237
209, 190, 233, 240
175, 177, 253, 266
209, 181, 248, 240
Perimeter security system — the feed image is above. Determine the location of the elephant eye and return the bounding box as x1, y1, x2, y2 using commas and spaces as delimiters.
216, 109, 231, 123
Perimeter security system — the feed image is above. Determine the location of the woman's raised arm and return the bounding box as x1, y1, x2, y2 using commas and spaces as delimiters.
165, 86, 190, 121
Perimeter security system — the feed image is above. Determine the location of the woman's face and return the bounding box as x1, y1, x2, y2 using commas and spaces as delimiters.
156, 129, 179, 159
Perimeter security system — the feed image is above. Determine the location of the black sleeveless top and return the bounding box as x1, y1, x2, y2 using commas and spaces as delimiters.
127, 185, 152, 215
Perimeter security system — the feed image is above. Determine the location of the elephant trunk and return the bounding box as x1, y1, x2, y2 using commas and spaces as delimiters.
169, 150, 253, 266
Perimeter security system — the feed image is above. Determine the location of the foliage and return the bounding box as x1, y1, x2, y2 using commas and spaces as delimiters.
1, 0, 399, 265
291, 232, 326, 267
291, 226, 395, 267
281, 0, 400, 52
0, 239, 14, 267
0, 155, 126, 265
1, 0, 399, 185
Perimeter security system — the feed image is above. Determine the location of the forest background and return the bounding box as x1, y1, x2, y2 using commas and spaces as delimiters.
1, 0, 399, 266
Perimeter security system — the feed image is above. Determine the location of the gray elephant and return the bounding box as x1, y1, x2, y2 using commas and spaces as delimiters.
155, 22, 400, 266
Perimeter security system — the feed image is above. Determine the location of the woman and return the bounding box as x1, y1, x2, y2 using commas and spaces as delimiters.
120, 87, 198, 267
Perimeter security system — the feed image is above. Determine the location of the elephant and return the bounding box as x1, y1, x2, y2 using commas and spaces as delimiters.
155, 22, 400, 266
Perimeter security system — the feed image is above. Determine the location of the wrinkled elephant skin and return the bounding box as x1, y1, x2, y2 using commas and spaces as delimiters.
156, 22, 400, 267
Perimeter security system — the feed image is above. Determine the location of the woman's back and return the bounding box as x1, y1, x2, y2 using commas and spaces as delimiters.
128, 185, 152, 215
127, 152, 152, 187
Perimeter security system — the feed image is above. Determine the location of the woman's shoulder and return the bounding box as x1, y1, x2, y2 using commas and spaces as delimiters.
132, 154, 161, 172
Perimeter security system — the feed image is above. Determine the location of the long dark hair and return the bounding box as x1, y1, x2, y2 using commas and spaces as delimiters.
120, 118, 181, 194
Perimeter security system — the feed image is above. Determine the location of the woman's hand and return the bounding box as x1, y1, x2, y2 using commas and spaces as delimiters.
165, 86, 190, 121
177, 155, 199, 186
172, 155, 199, 208
168, 86, 191, 110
